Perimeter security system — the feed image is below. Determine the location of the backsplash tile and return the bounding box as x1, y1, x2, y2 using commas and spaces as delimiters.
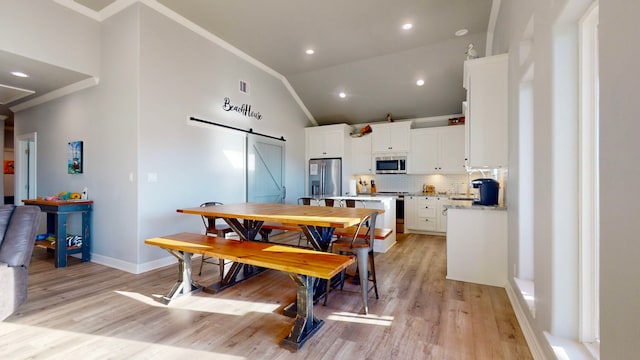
352, 169, 508, 204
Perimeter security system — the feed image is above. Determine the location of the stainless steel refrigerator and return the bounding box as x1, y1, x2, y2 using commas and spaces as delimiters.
308, 158, 342, 197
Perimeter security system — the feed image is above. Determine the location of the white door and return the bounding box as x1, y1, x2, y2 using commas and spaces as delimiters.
247, 134, 285, 203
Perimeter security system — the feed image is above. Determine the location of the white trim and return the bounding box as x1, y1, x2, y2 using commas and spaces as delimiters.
52, 0, 316, 125
505, 282, 547, 360
10, 77, 99, 112
138, 0, 316, 125
578, 0, 600, 349
53, 0, 102, 21
99, 0, 138, 20
485, 0, 502, 56
89, 252, 200, 274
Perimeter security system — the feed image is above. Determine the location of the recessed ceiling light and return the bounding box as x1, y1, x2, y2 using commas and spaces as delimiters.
305, 49, 315, 55
416, 79, 425, 86
455, 28, 469, 37
402, 23, 413, 30
11, 71, 29, 78
339, 92, 346, 99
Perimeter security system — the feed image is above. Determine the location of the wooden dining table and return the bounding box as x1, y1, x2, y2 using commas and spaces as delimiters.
177, 202, 382, 298
177, 202, 380, 252
172, 202, 382, 349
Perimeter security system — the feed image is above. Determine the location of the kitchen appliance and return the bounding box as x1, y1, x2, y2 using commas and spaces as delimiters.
308, 158, 342, 197
471, 178, 500, 205
376, 191, 407, 233
375, 155, 407, 174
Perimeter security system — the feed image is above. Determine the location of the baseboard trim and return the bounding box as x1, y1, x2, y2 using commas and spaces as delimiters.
505, 281, 548, 360
89, 253, 189, 274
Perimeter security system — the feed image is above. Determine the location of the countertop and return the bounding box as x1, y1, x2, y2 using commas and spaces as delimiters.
321, 195, 395, 201
356, 192, 477, 200
443, 203, 507, 211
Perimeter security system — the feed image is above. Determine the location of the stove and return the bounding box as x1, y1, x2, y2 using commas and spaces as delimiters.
376, 191, 410, 198
375, 192, 406, 233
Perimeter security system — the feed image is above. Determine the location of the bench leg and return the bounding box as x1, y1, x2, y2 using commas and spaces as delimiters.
281, 274, 324, 351
154, 250, 201, 304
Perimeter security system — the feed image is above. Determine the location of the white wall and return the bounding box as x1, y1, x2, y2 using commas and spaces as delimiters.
599, 2, 640, 359
494, 0, 640, 358
12, 2, 309, 272
0, 0, 100, 76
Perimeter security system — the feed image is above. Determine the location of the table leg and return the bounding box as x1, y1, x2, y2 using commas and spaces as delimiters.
299, 225, 335, 252
81, 210, 91, 262
298, 225, 336, 302
199, 217, 267, 294
281, 274, 324, 351
55, 213, 67, 268
154, 249, 201, 304
223, 218, 264, 241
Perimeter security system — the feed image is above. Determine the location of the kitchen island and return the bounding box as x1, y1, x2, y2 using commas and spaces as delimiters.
320, 195, 396, 253
443, 203, 507, 287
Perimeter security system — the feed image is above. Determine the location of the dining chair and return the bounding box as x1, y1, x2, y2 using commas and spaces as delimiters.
321, 198, 336, 207
339, 199, 366, 209
340, 199, 368, 228
325, 210, 379, 315
198, 202, 235, 276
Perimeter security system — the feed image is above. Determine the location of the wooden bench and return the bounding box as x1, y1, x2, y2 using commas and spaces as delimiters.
145, 232, 355, 350
260, 222, 393, 241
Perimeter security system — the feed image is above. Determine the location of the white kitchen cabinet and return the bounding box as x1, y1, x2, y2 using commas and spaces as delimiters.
408, 129, 438, 173
446, 208, 507, 287
415, 197, 437, 231
464, 54, 508, 168
408, 126, 465, 174
370, 121, 411, 153
406, 196, 447, 233
436, 200, 447, 232
305, 124, 351, 159
350, 134, 373, 174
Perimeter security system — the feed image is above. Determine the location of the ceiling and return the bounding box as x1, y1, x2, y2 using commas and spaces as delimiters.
1, 0, 494, 126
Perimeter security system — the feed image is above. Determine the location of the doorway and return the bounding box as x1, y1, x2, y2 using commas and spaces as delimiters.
16, 132, 36, 204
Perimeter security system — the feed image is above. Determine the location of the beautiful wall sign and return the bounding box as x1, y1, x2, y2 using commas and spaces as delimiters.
222, 97, 263, 120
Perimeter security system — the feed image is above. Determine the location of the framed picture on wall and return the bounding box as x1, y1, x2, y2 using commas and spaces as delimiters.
3, 160, 14, 174
68, 141, 83, 174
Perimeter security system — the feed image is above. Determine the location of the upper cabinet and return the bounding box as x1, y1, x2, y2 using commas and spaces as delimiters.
464, 54, 509, 168
409, 125, 466, 174
370, 121, 411, 153
305, 123, 352, 159
350, 134, 373, 174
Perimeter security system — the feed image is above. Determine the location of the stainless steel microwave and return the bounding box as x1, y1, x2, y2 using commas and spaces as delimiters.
375, 155, 407, 174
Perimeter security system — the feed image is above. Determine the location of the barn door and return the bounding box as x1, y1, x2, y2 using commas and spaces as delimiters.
246, 134, 285, 203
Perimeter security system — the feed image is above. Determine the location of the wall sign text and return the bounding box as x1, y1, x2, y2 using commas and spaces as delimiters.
222, 97, 262, 120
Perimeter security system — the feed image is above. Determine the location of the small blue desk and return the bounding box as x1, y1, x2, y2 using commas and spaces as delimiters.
23, 199, 93, 268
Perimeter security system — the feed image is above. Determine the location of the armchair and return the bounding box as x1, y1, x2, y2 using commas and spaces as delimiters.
0, 205, 42, 320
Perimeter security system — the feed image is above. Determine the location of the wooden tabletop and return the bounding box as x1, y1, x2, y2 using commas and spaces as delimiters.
177, 202, 382, 229
23, 199, 94, 206
145, 232, 355, 279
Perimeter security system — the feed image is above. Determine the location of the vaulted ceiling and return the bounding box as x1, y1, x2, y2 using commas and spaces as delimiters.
1, 0, 494, 125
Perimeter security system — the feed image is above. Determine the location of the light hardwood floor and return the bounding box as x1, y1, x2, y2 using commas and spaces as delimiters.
1, 233, 532, 359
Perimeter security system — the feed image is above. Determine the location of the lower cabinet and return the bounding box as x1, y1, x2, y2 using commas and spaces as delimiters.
446, 208, 507, 287
405, 196, 447, 233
